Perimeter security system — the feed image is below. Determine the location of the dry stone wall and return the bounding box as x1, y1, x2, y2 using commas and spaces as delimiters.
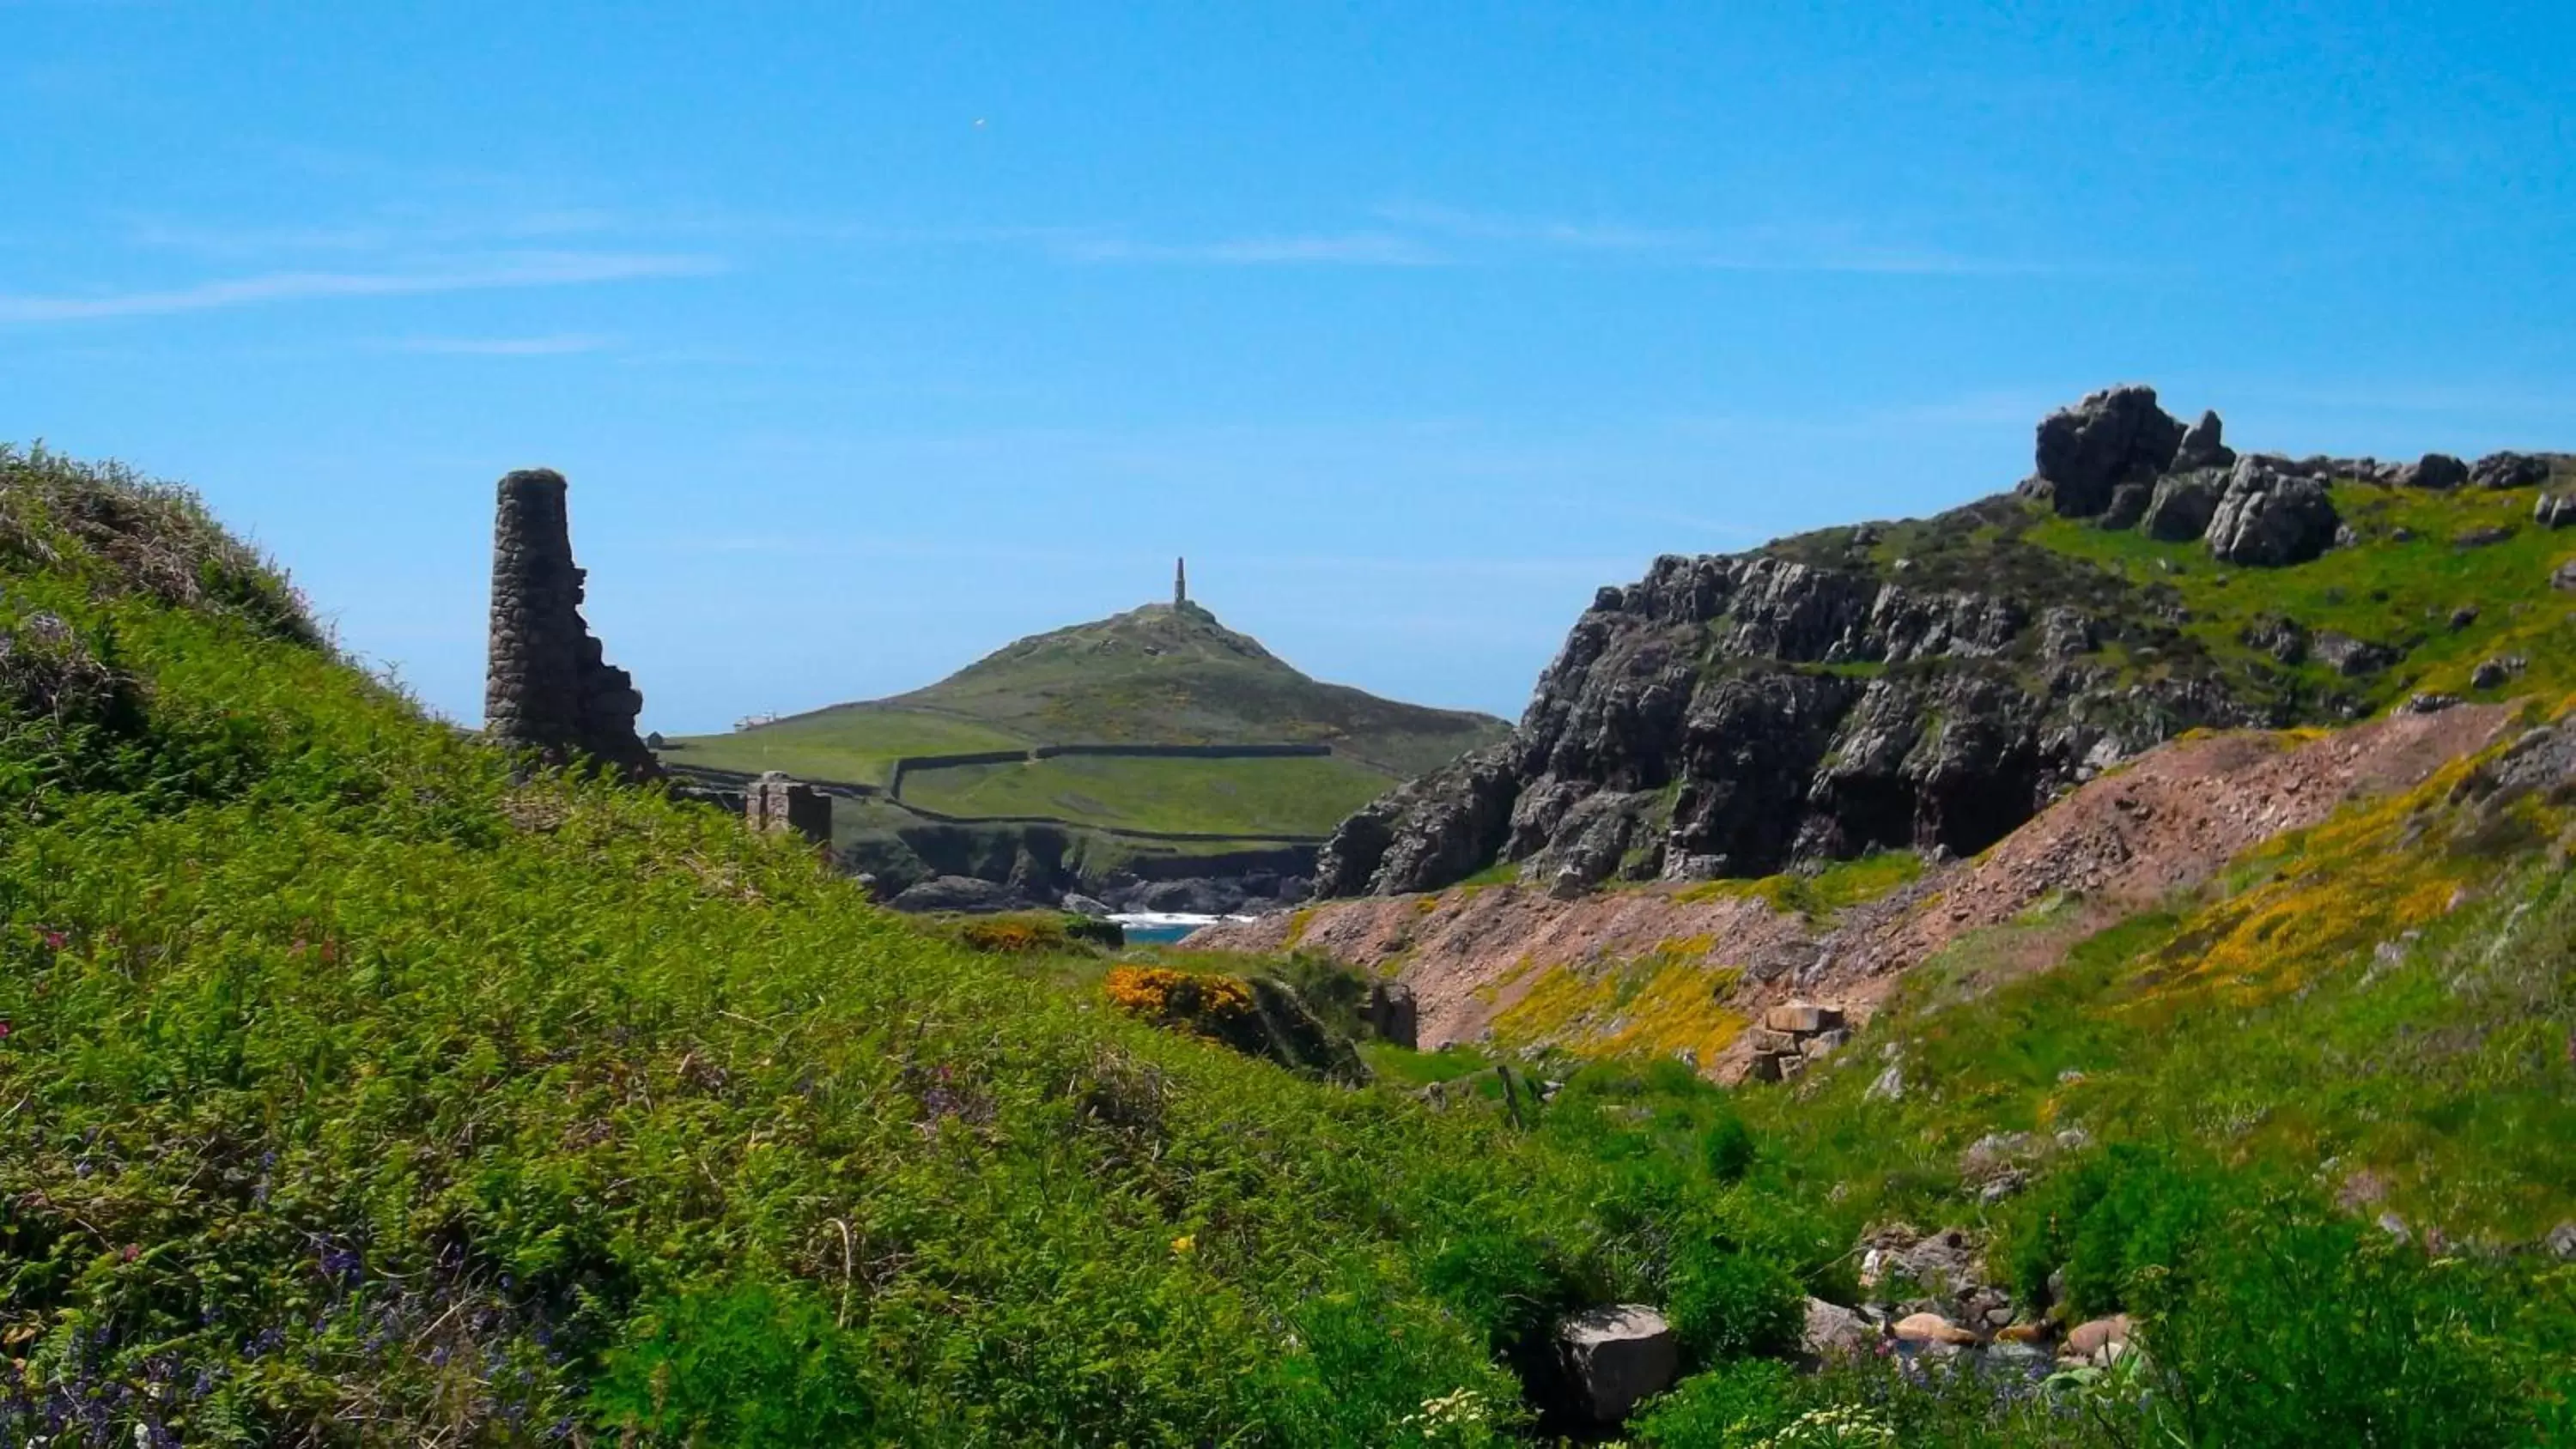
483, 468, 657, 778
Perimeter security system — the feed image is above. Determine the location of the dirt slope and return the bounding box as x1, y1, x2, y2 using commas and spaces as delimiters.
1192, 704, 2517, 1079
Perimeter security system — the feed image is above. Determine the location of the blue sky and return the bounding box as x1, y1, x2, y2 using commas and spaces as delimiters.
6, 2, 2573, 730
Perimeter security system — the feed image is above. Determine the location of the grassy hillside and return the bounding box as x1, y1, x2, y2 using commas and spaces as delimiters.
1785, 468, 2576, 717
658, 603, 1509, 840
0, 446, 1750, 1445
9, 442, 2572, 1446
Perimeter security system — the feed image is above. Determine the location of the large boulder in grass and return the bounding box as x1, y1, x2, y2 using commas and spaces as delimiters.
1801, 1298, 1875, 1360
2024, 385, 2189, 518
2404, 452, 2470, 491
1556, 1306, 1680, 1425
2206, 459, 2341, 567
2473, 452, 2555, 490
2142, 470, 2225, 542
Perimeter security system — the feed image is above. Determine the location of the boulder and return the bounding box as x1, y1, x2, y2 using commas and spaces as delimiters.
2555, 560, 2576, 592
1060, 891, 1114, 919
1801, 1298, 1874, 1360
1557, 1306, 1680, 1424
2473, 452, 2555, 490
2026, 385, 2189, 518
2471, 658, 2518, 691
2456, 524, 2516, 549
2141, 470, 2223, 542
2205, 459, 2341, 567
2547, 1222, 2576, 1260
2313, 633, 2399, 678
1765, 1001, 1846, 1034
2172, 409, 2233, 471
2404, 452, 2470, 491
1892, 1312, 1979, 1346
2537, 493, 2576, 530
1801, 1027, 1852, 1058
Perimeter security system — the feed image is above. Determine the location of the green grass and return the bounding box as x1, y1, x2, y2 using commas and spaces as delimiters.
1674, 849, 1926, 920
659, 704, 1028, 787
2025, 481, 2576, 707
896, 751, 1391, 837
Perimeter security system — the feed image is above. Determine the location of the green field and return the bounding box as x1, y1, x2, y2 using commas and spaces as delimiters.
898, 751, 1394, 837
656, 704, 1025, 786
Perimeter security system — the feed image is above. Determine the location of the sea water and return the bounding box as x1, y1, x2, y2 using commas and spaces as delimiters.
1109, 912, 1255, 945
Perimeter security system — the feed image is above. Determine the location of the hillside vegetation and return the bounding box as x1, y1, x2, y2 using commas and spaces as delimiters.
9, 443, 2573, 1446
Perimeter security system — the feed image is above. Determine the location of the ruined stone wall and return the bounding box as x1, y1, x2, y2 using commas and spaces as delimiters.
746, 772, 832, 845
483, 468, 658, 777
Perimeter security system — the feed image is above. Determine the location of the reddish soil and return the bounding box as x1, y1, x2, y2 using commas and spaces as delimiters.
1188, 705, 2517, 1080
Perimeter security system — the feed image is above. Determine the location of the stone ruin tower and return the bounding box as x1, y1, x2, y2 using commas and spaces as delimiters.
483, 468, 659, 778
746, 771, 832, 846
1174, 556, 1188, 609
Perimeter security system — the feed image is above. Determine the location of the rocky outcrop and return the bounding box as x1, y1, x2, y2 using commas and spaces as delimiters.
1314, 388, 2524, 901
2204, 459, 2341, 567
2141, 470, 2223, 542
2022, 385, 2188, 517
483, 469, 657, 778
2172, 409, 2234, 471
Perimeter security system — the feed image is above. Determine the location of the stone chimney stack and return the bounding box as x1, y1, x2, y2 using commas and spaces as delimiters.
483, 468, 658, 778
1175, 556, 1188, 609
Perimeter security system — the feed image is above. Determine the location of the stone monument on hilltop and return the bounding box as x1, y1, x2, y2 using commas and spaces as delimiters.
483, 468, 659, 778
1174, 555, 1188, 609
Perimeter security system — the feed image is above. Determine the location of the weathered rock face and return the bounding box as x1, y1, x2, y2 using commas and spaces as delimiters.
1313, 388, 2463, 900
483, 469, 657, 778
1316, 521, 2261, 896
2141, 470, 2223, 542
2204, 459, 2341, 567
2023, 385, 2189, 517
2172, 409, 2234, 471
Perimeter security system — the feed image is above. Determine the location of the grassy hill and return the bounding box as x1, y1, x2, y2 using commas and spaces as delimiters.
658, 602, 1508, 840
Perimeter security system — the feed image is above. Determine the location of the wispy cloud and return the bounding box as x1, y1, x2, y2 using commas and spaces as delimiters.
1377, 203, 1704, 252
1054, 233, 1443, 266
1382, 203, 2072, 276
0, 252, 721, 323
380, 332, 616, 356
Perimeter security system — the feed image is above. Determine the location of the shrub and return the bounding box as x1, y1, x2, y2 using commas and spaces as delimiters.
1419, 1228, 1579, 1354
592, 1281, 876, 1446
1702, 1103, 1758, 1182
1631, 1357, 1800, 1446
1665, 1236, 1803, 1365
